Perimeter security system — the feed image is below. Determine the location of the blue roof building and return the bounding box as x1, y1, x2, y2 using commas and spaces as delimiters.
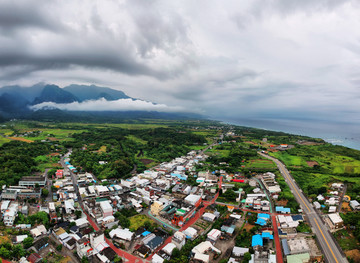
255, 218, 267, 226
171, 173, 187, 180
261, 232, 274, 240
251, 234, 263, 247
258, 213, 270, 220
276, 206, 291, 214
142, 231, 151, 237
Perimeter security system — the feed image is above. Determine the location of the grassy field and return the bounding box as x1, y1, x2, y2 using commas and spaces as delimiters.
270, 146, 360, 174
205, 145, 230, 157
98, 145, 107, 153
334, 229, 360, 251
244, 159, 276, 169
0, 136, 11, 146
129, 214, 154, 231
126, 135, 148, 145
269, 152, 307, 167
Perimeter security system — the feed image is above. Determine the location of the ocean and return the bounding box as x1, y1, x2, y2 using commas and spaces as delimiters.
219, 118, 360, 151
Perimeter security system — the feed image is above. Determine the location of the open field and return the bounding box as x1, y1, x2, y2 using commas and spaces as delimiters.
333, 229, 360, 251
98, 145, 107, 153
129, 214, 154, 231
245, 159, 276, 169
0, 136, 11, 146
126, 135, 147, 145
8, 136, 33, 143
345, 250, 360, 263
270, 145, 360, 174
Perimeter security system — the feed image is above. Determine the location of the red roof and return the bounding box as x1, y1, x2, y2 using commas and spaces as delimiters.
27, 253, 42, 263
232, 179, 244, 183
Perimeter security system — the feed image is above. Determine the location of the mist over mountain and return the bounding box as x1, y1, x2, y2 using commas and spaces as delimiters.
63, 84, 130, 101
0, 83, 201, 121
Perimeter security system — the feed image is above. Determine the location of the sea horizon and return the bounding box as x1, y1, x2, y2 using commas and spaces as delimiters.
218, 117, 360, 151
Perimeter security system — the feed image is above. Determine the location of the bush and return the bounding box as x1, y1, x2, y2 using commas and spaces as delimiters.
56, 244, 62, 251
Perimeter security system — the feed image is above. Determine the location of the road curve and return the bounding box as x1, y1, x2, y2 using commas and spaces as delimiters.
259, 152, 347, 263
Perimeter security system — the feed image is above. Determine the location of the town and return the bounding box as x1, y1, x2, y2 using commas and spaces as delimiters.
0, 127, 358, 263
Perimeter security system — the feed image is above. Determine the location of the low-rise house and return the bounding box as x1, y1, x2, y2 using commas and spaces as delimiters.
77, 237, 93, 259
27, 253, 42, 263
30, 225, 47, 238
100, 201, 113, 217
162, 243, 176, 256
172, 231, 186, 249
15, 235, 29, 244
328, 213, 343, 229
19, 176, 46, 187
146, 236, 164, 251
232, 246, 249, 257
183, 227, 198, 239
350, 200, 360, 210
207, 229, 221, 243
202, 212, 216, 222
275, 206, 291, 214
4, 202, 18, 226
313, 201, 321, 209
151, 201, 164, 216
109, 228, 134, 241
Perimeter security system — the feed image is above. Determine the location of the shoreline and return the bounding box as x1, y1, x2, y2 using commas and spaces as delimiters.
216, 118, 360, 151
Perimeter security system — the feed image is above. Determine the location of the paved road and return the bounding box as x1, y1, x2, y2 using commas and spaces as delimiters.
60, 151, 145, 263
259, 152, 347, 263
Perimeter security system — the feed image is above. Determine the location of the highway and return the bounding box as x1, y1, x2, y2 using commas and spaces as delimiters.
259, 152, 347, 263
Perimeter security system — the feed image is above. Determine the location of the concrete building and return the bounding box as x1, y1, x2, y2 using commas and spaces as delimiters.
350, 200, 360, 210
184, 194, 201, 206
4, 203, 18, 226
19, 176, 46, 187
100, 201, 113, 217
328, 213, 344, 229
172, 231, 186, 249
287, 238, 310, 255
151, 201, 164, 216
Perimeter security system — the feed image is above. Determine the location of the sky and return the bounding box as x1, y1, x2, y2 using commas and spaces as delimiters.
1, 0, 360, 123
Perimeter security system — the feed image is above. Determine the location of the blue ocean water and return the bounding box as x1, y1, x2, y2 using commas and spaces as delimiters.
219, 118, 360, 151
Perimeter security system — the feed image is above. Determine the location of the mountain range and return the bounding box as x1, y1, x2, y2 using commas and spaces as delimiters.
0, 83, 200, 122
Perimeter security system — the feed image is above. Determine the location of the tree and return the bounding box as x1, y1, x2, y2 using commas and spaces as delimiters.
113, 255, 122, 263
56, 244, 62, 251
223, 189, 237, 201
243, 252, 252, 263
41, 188, 49, 197
75, 210, 82, 219
23, 237, 34, 249
81, 256, 89, 263
12, 244, 26, 259
0, 246, 11, 259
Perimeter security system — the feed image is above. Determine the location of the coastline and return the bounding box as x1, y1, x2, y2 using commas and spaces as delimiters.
217, 117, 360, 151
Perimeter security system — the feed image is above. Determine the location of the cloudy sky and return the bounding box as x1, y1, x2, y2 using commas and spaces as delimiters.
1, 0, 360, 123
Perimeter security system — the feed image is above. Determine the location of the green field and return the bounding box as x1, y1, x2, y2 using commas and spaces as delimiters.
0, 136, 11, 146
129, 214, 154, 231
334, 229, 359, 251
126, 135, 147, 145
244, 159, 276, 169
269, 144, 360, 197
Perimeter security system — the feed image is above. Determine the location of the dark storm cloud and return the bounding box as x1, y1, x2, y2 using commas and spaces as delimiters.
0, 0, 61, 33
0, 0, 360, 124
0, 0, 192, 80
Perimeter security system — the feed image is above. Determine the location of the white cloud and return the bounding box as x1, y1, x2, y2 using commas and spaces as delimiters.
29, 98, 191, 113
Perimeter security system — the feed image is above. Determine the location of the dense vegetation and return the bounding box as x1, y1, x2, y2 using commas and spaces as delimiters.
68, 127, 206, 179
0, 141, 53, 186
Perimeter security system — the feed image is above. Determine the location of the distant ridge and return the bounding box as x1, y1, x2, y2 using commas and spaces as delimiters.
63, 84, 130, 101
0, 83, 202, 121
